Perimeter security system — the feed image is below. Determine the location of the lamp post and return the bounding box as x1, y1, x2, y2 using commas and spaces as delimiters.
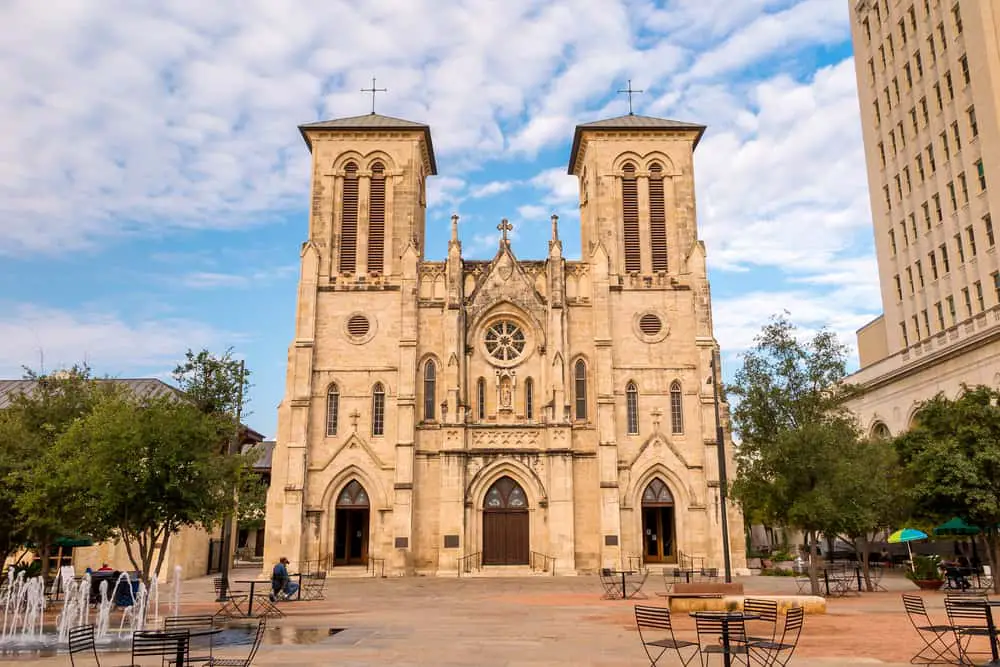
709, 353, 733, 583
217, 360, 245, 602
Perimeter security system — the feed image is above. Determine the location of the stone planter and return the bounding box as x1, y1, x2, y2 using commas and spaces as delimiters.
911, 579, 945, 591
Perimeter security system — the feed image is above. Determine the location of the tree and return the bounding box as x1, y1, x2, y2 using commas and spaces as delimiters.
52, 392, 242, 584
894, 385, 1000, 593
728, 315, 863, 595
236, 446, 268, 531
172, 348, 251, 419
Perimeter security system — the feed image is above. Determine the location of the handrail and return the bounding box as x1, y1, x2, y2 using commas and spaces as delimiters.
368, 556, 386, 578
625, 554, 643, 572
530, 551, 556, 575
457, 551, 482, 577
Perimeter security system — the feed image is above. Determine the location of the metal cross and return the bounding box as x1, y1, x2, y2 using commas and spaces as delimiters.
361, 77, 387, 114
349, 409, 361, 431
651, 408, 663, 431
617, 79, 643, 115
497, 218, 513, 242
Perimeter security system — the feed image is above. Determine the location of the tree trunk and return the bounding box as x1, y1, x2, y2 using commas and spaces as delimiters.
986, 529, 1000, 595
152, 526, 172, 583
860, 535, 873, 592
807, 531, 822, 596
38, 536, 50, 584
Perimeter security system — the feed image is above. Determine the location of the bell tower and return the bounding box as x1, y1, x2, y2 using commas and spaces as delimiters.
299, 114, 437, 280
567, 115, 705, 279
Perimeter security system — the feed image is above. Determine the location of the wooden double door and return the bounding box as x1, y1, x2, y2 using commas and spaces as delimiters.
333, 508, 369, 565
483, 510, 529, 565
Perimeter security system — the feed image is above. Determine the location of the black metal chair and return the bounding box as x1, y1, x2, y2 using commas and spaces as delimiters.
738, 598, 779, 645
299, 571, 327, 601
208, 618, 266, 667
944, 596, 999, 667
131, 630, 190, 667
626, 569, 651, 600
634, 606, 700, 667
69, 624, 101, 667
747, 607, 804, 667
902, 594, 960, 665
164, 615, 217, 665
599, 568, 622, 599
213, 578, 249, 619
694, 614, 750, 666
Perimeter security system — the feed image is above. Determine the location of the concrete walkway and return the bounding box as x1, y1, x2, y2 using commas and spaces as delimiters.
9, 567, 954, 666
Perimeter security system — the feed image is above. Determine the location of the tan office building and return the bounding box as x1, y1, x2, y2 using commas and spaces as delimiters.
846, 0, 1000, 434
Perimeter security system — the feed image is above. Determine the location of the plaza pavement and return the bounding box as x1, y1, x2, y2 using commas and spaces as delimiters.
18, 566, 948, 666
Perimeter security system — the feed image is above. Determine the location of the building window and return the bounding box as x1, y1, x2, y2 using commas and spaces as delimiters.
670, 381, 684, 435
977, 161, 987, 191
339, 162, 360, 273
967, 226, 977, 257
906, 266, 915, 293
952, 121, 962, 151
941, 131, 951, 160
326, 384, 340, 436
953, 3, 963, 33
975, 281, 985, 311
368, 162, 386, 273
477, 377, 486, 421
936, 301, 945, 329
909, 214, 918, 239
372, 383, 385, 436
922, 309, 931, 334
959, 172, 969, 204
947, 295, 957, 325
622, 163, 640, 272
878, 142, 886, 168
912, 314, 921, 339
955, 233, 966, 263
945, 71, 955, 100
914, 51, 923, 77
423, 360, 436, 421
916, 259, 925, 287
900, 321, 909, 347
948, 181, 958, 211
920, 97, 929, 125
941, 244, 950, 272
649, 163, 668, 272
927, 144, 936, 172
933, 193, 943, 221
960, 55, 970, 85
994, 272, 1000, 304
626, 382, 639, 435
985, 214, 995, 246
574, 360, 588, 421
928, 35, 936, 64
939, 23, 947, 50
934, 82, 943, 111
963, 287, 973, 317
524, 378, 534, 421
969, 107, 979, 138
929, 252, 939, 280
894, 274, 903, 300
889, 229, 897, 254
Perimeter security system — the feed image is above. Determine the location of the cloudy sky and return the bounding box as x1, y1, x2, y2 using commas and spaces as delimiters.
0, 0, 879, 437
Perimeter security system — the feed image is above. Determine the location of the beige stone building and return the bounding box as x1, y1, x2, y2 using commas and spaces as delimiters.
263, 111, 746, 576
846, 1, 1000, 432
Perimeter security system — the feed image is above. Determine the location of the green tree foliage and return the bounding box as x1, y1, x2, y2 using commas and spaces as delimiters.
894, 385, 1000, 593
51, 392, 242, 584
728, 315, 879, 594
237, 445, 268, 531
172, 348, 251, 419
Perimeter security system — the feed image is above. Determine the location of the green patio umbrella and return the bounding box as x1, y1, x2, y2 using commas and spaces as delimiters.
933, 517, 981, 536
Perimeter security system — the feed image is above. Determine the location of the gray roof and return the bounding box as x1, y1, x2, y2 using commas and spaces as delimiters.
568, 113, 707, 174
242, 440, 274, 471
298, 113, 437, 174
0, 378, 181, 409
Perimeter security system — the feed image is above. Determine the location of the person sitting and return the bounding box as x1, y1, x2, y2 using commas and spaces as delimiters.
270, 557, 299, 602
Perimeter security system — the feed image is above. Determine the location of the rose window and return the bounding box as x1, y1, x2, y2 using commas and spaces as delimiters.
484, 320, 526, 362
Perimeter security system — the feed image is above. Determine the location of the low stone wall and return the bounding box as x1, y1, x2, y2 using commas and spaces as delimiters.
666, 594, 827, 614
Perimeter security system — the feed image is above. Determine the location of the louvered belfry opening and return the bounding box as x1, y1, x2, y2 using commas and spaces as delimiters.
368, 162, 386, 273
621, 163, 640, 272
339, 162, 360, 273
649, 163, 668, 272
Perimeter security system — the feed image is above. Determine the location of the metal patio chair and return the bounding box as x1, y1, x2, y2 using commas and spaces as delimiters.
600, 568, 622, 599
131, 629, 190, 667
694, 614, 750, 667
208, 618, 266, 667
164, 615, 218, 665
748, 606, 804, 667
944, 596, 998, 667
901, 594, 960, 665
634, 605, 700, 667
737, 598, 779, 646
68, 624, 101, 667
299, 571, 327, 601
626, 569, 651, 599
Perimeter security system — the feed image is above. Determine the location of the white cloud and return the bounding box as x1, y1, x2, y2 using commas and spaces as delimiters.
177, 265, 297, 289
468, 180, 517, 199
0, 303, 240, 378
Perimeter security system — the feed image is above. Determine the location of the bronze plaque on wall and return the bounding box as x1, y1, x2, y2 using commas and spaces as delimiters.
604, 535, 619, 546
394, 537, 408, 549
443, 535, 460, 548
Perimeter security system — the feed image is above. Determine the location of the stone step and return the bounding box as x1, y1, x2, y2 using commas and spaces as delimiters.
461, 565, 552, 577
324, 566, 378, 578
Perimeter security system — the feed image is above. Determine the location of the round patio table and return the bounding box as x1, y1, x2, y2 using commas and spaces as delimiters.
689, 610, 760, 667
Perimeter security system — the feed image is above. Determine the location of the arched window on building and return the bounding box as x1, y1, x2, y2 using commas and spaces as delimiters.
622, 163, 640, 272
368, 161, 385, 273
423, 360, 436, 421
626, 382, 639, 435
339, 162, 359, 273
326, 383, 340, 436
372, 382, 385, 436
670, 381, 683, 434
524, 378, 534, 421
477, 377, 486, 421
648, 162, 668, 272
871, 421, 891, 440
574, 359, 588, 421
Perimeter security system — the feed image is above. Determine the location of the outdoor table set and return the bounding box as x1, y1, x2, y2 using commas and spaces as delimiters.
904, 592, 1000, 665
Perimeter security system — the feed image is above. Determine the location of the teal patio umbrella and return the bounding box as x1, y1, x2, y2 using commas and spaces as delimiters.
889, 528, 928, 572
933, 517, 980, 536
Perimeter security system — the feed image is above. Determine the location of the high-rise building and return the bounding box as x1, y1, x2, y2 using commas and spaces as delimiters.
846, 0, 1000, 435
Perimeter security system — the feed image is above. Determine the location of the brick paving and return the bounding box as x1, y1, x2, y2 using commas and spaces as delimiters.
8, 566, 963, 666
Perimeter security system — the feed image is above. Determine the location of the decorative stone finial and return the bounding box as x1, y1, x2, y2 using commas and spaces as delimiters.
551, 214, 559, 241
450, 214, 459, 243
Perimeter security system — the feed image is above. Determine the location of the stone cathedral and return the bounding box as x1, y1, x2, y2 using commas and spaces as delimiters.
263, 110, 747, 576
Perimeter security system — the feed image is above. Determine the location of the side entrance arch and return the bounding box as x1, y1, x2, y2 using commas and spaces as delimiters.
333, 480, 369, 565
641, 478, 676, 563
482, 476, 529, 565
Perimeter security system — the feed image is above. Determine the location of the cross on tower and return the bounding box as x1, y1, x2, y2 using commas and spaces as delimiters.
361, 77, 388, 114
349, 409, 361, 431
497, 218, 513, 243
617, 79, 643, 115
651, 408, 663, 432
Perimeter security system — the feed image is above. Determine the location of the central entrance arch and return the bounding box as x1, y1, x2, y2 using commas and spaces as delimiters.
482, 476, 529, 565
333, 480, 370, 565
641, 478, 676, 563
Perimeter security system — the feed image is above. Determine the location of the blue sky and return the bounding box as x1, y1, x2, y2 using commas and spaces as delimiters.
0, 0, 881, 437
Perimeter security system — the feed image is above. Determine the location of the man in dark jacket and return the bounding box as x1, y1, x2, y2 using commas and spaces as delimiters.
270, 557, 299, 601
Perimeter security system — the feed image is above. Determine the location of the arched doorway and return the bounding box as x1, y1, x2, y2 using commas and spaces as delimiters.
482, 476, 529, 565
641, 478, 676, 563
333, 480, 369, 565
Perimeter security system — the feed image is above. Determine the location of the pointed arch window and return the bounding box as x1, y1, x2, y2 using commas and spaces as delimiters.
339, 162, 359, 273
372, 382, 385, 436
574, 359, 588, 421
525, 378, 534, 421
326, 384, 340, 436
368, 161, 385, 273
626, 382, 639, 435
670, 381, 683, 434
477, 377, 486, 421
423, 360, 436, 421
622, 163, 640, 272
648, 163, 668, 272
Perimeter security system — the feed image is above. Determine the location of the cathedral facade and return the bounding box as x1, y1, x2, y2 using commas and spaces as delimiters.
263, 111, 747, 575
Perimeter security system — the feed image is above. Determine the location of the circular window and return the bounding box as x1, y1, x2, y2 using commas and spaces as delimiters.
639, 314, 662, 336
343, 313, 377, 344
484, 320, 526, 362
